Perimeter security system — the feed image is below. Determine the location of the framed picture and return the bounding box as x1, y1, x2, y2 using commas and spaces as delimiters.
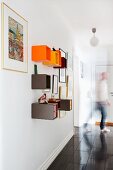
67, 53, 73, 71
59, 68, 66, 83
80, 61, 84, 78
1, 3, 28, 72
59, 86, 62, 99
66, 75, 69, 97
52, 75, 58, 94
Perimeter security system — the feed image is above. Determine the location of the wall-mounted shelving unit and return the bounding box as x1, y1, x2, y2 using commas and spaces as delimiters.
54, 48, 68, 68
43, 50, 61, 67
48, 99, 61, 109
31, 45, 67, 68
32, 74, 51, 89
31, 45, 71, 120
32, 103, 58, 120
61, 57, 67, 68
59, 99, 72, 111
48, 99, 72, 111
32, 45, 51, 62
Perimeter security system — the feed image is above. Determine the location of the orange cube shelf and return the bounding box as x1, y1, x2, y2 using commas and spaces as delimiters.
43, 50, 61, 67
32, 45, 51, 62
54, 50, 61, 67
54, 57, 67, 68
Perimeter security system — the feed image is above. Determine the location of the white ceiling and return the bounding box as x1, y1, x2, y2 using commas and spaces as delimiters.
52, 0, 113, 30
52, 0, 113, 46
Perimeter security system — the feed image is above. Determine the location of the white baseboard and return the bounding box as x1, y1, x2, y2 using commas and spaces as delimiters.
38, 130, 74, 170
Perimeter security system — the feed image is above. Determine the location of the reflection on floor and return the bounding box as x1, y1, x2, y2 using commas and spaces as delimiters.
48, 126, 113, 170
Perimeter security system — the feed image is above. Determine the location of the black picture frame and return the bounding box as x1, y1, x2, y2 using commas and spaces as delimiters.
59, 68, 66, 83
52, 75, 58, 94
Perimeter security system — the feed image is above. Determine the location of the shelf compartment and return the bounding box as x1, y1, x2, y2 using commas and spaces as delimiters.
32, 74, 51, 89
53, 57, 67, 68
48, 99, 61, 109
32, 45, 51, 62
59, 99, 72, 111
43, 50, 61, 67
48, 98, 72, 111
53, 50, 62, 68
32, 103, 58, 120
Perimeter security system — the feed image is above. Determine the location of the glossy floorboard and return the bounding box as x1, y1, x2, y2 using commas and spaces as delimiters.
48, 126, 113, 170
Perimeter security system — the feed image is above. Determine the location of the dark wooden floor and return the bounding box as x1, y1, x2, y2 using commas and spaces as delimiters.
48, 126, 113, 170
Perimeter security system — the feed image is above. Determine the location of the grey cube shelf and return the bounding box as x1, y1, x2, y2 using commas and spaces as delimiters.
32, 74, 51, 89
32, 103, 58, 120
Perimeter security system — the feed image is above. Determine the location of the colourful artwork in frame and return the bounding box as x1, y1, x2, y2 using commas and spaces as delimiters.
1, 3, 28, 72
9, 16, 24, 62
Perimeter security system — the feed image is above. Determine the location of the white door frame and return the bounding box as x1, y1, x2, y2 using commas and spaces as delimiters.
92, 63, 113, 124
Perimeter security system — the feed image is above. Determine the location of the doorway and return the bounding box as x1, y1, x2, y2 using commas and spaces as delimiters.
94, 65, 113, 124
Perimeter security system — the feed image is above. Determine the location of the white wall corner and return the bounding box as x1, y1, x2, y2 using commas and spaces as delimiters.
38, 130, 74, 170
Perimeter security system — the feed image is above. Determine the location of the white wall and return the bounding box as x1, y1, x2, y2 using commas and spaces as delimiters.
0, 1, 74, 170
73, 55, 79, 126
79, 61, 92, 126
74, 47, 92, 127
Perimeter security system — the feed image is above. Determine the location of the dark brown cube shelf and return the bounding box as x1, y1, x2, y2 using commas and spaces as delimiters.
60, 99, 72, 111
32, 74, 51, 89
32, 103, 58, 120
61, 57, 67, 68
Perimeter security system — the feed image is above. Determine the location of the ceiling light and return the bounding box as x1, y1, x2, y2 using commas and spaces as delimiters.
90, 28, 99, 47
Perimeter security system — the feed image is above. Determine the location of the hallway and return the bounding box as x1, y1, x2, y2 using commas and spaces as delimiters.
1, 1, 113, 170
48, 126, 113, 170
